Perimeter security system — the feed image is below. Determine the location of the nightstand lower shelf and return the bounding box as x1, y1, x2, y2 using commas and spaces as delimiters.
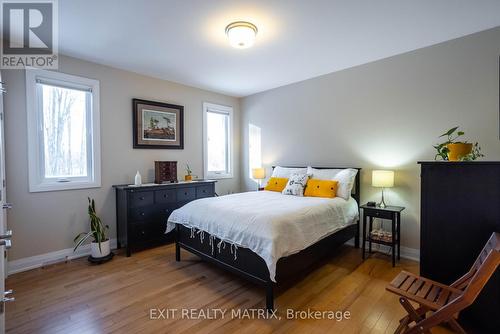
367, 237, 398, 247
360, 204, 405, 267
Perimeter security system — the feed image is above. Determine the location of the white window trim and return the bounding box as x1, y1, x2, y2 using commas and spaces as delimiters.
203, 102, 233, 179
26, 68, 101, 192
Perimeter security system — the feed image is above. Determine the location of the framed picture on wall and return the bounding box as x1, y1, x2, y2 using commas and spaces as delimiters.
132, 98, 184, 149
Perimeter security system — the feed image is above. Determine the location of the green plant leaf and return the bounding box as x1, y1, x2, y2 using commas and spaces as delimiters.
73, 232, 87, 243
73, 231, 93, 252
439, 126, 459, 137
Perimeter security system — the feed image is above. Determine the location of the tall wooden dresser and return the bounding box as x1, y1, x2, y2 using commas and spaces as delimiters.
419, 161, 500, 332
114, 180, 216, 256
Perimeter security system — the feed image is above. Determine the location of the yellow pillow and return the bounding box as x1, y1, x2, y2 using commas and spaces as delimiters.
264, 177, 288, 192
304, 179, 339, 198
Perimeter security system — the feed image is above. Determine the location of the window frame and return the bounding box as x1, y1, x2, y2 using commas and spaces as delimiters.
203, 102, 233, 179
26, 68, 101, 192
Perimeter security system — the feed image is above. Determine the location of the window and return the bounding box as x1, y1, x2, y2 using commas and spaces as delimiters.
26, 68, 100, 192
203, 102, 233, 179
248, 123, 262, 178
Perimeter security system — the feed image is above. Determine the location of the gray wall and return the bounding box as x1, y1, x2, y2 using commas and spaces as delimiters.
3, 55, 241, 260
241, 27, 500, 250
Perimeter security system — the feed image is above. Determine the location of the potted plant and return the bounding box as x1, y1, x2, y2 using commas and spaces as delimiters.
74, 198, 111, 260
185, 164, 193, 181
433, 126, 484, 161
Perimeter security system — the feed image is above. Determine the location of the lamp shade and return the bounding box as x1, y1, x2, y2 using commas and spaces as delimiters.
252, 167, 266, 180
372, 170, 394, 188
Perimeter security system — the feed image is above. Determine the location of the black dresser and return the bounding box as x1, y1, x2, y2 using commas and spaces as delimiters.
419, 161, 500, 332
114, 180, 216, 256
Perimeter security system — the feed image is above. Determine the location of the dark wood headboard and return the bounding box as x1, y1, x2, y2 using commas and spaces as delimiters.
271, 166, 362, 204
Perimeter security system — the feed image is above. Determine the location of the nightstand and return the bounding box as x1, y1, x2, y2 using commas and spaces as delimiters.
360, 204, 405, 266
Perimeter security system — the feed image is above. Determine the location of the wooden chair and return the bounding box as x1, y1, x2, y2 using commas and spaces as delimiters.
386, 232, 500, 334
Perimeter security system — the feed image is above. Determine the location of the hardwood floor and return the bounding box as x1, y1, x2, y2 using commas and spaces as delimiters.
6, 245, 454, 334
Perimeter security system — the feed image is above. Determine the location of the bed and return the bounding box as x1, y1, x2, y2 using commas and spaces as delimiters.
167, 166, 361, 310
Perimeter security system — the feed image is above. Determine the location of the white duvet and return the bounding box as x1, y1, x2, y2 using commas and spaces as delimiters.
166, 190, 359, 282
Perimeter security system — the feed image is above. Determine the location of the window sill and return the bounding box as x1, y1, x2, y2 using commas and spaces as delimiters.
206, 174, 233, 180
29, 181, 101, 193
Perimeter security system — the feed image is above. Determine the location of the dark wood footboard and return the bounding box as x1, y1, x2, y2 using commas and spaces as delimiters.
175, 221, 359, 310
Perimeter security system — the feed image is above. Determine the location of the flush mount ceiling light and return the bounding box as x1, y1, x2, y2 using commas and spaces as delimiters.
225, 21, 258, 49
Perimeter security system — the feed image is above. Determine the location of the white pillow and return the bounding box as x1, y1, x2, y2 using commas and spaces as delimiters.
272, 166, 308, 178
282, 172, 309, 196
307, 167, 358, 200
306, 167, 343, 180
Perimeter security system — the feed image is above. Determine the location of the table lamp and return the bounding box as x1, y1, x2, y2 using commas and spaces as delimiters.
252, 167, 266, 190
372, 170, 394, 208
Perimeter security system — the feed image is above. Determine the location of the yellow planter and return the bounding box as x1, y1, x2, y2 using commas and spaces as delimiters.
447, 143, 473, 161
184, 175, 193, 181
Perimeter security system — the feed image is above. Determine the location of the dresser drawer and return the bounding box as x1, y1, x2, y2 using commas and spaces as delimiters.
129, 221, 167, 243
157, 205, 175, 222
129, 206, 155, 221
130, 223, 149, 243
196, 185, 213, 199
155, 189, 176, 203
177, 187, 196, 202
129, 191, 154, 208
364, 208, 393, 220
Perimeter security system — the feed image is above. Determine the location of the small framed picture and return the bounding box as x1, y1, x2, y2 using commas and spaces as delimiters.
132, 98, 184, 149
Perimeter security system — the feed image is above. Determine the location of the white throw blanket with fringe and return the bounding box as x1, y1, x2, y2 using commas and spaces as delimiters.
166, 191, 359, 282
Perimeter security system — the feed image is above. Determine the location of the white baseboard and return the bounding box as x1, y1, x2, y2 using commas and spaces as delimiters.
347, 238, 420, 262
7, 238, 118, 275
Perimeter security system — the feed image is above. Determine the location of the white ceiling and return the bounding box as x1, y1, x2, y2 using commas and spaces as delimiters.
59, 0, 500, 97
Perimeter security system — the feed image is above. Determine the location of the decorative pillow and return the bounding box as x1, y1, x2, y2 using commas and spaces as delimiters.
282, 172, 309, 196
264, 177, 288, 192
307, 167, 358, 200
271, 166, 308, 178
304, 179, 339, 198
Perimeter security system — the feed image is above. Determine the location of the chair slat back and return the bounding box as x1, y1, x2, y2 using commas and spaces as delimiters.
451, 232, 500, 305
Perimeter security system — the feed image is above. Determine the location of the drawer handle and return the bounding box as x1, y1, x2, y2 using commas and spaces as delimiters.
141, 231, 145, 235
203, 190, 206, 193
139, 196, 145, 200
164, 194, 168, 198
140, 212, 145, 216
184, 192, 188, 196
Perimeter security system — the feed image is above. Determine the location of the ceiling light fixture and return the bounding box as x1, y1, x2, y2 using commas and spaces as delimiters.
225, 21, 258, 49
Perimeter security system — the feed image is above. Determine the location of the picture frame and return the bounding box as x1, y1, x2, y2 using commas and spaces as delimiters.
132, 98, 184, 149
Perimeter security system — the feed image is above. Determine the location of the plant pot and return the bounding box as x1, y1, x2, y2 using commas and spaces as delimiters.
90, 239, 111, 258
447, 143, 473, 161
184, 175, 192, 181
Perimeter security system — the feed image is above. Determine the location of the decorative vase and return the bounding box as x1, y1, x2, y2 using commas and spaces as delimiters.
184, 175, 192, 181
134, 171, 142, 186
446, 143, 473, 161
90, 239, 111, 258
